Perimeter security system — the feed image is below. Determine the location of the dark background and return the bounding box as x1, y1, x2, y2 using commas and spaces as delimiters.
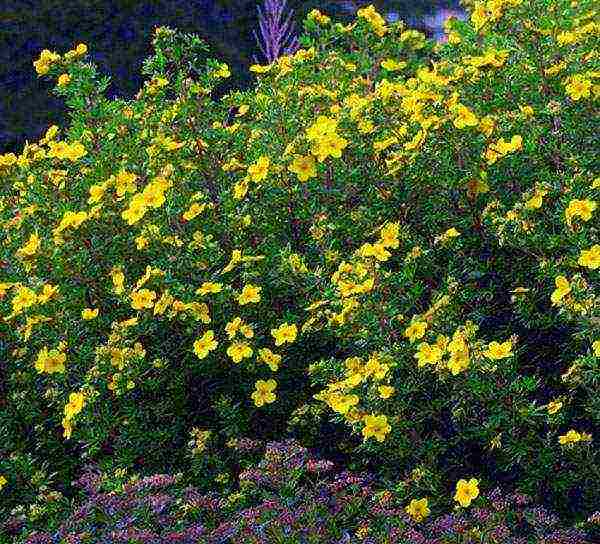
0, 0, 461, 154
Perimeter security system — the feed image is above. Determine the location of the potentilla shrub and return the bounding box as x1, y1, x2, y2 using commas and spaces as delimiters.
5, 440, 597, 544
0, 0, 598, 528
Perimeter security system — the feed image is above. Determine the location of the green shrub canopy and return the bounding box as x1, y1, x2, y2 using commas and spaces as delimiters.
0, 0, 598, 527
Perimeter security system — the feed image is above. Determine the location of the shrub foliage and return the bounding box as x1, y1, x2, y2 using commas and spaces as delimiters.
0, 0, 599, 535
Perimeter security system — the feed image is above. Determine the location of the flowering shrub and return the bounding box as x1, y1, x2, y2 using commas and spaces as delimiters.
0, 0, 599, 532
5, 440, 597, 543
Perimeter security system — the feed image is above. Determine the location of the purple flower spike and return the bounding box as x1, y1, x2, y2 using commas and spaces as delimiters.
253, 0, 300, 64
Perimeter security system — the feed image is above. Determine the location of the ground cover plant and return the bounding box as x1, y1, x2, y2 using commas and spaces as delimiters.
0, 0, 599, 541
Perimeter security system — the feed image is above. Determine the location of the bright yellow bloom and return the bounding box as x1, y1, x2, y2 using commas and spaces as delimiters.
64, 392, 85, 420
288, 155, 317, 181
565, 75, 592, 101
227, 341, 253, 363
247, 156, 270, 182
16, 233, 41, 257
271, 322, 298, 346
453, 104, 479, 129
75, 43, 88, 55
12, 286, 37, 314
454, 478, 479, 507
404, 321, 427, 343
141, 181, 167, 208
559, 429, 583, 445
414, 342, 443, 367
251, 379, 277, 407
196, 282, 223, 296
57, 73, 71, 86
551, 275, 571, 306
35, 346, 66, 374
131, 289, 156, 310
381, 59, 406, 71
547, 400, 563, 415
115, 171, 138, 197
405, 497, 430, 522
593, 340, 600, 358
484, 340, 513, 360
237, 284, 262, 305
357, 5, 388, 36
565, 199, 596, 225
311, 133, 348, 162
55, 211, 88, 233
361, 413, 391, 442
225, 317, 243, 339
0, 475, 7, 490
378, 385, 395, 399
193, 330, 218, 359
81, 308, 99, 320
258, 348, 282, 371
578, 245, 600, 269
307, 8, 330, 25
122, 194, 148, 225
111, 269, 125, 294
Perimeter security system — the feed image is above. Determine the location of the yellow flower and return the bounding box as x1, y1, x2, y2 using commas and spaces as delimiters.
237, 284, 262, 305
414, 342, 443, 367
0, 474, 7, 490
547, 399, 563, 415
251, 379, 277, 407
12, 286, 37, 314
57, 73, 71, 86
593, 340, 600, 358
131, 289, 156, 310
35, 346, 66, 374
227, 341, 253, 363
64, 392, 85, 420
247, 156, 270, 182
307, 8, 330, 25
271, 322, 298, 346
115, 171, 138, 197
453, 104, 479, 129
249, 63, 272, 74
578, 245, 600, 269
193, 330, 218, 359
196, 282, 223, 296
378, 385, 395, 399
454, 478, 479, 507
121, 194, 147, 225
551, 275, 571, 306
405, 497, 430, 522
484, 340, 513, 360
288, 155, 317, 181
141, 181, 167, 208
62, 417, 73, 439
258, 348, 282, 371
565, 199, 596, 224
55, 210, 88, 233
111, 269, 125, 294
404, 321, 427, 343
381, 59, 406, 71
75, 43, 88, 55
17, 233, 41, 257
357, 5, 388, 36
559, 429, 582, 445
447, 350, 470, 375
361, 414, 391, 442
311, 133, 348, 162
183, 202, 208, 221
81, 308, 99, 320
565, 75, 592, 101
